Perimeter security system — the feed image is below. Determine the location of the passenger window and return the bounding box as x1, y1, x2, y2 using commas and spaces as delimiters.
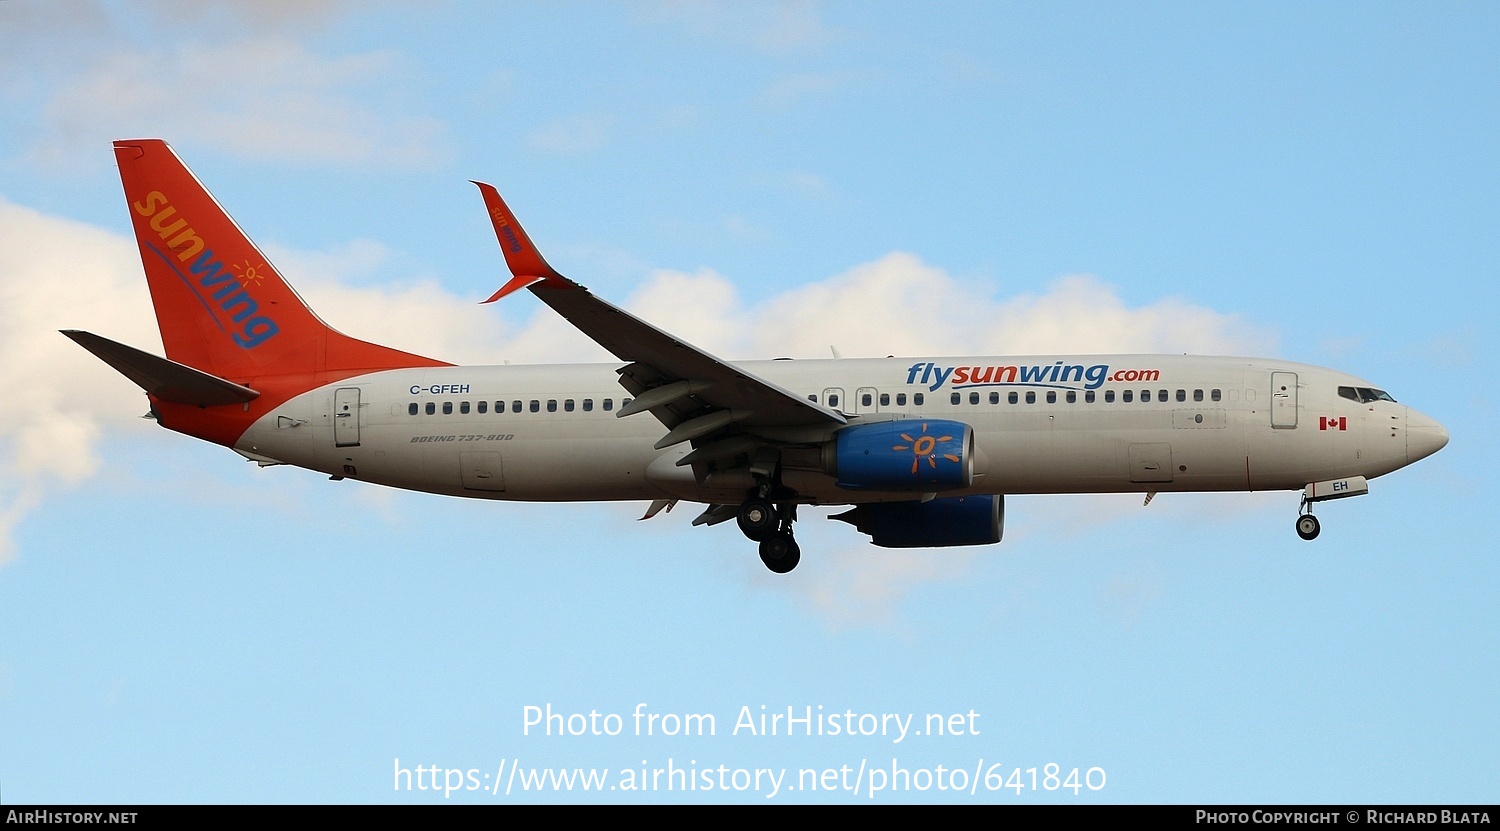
603, 399, 614, 411
1026, 391, 1036, 404
1211, 389, 1222, 402
969, 392, 979, 405
529, 400, 539, 413
862, 393, 873, 407
989, 392, 999, 404
1158, 390, 1169, 402
828, 393, 840, 408
1123, 390, 1133, 403
583, 399, 593, 412
1106, 390, 1115, 403
896, 393, 907, 406
460, 401, 470, 414
914, 393, 925, 406
478, 401, 487, 414
1008, 391, 1018, 404
880, 393, 890, 406
1066, 391, 1077, 403
1046, 391, 1057, 403
1085, 390, 1095, 403
564, 399, 575, 412
547, 400, 557, 412
951, 392, 961, 405
1140, 390, 1150, 402
442, 402, 453, 415
408, 403, 418, 416
808, 394, 817, 402
1176, 389, 1186, 402
1193, 389, 1204, 402
512, 400, 522, 413
425, 402, 436, 415
623, 398, 632, 408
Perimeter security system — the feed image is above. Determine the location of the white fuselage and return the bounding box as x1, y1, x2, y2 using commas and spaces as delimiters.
233, 354, 1446, 506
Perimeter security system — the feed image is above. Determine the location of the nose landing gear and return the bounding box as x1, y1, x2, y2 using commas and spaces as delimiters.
1294, 475, 1369, 541
1295, 510, 1321, 541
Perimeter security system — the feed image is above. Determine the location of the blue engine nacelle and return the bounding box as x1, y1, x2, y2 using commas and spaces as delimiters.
831, 495, 1004, 548
830, 418, 974, 491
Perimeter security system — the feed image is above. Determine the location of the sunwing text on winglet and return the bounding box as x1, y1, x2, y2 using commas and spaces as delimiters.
472, 181, 571, 302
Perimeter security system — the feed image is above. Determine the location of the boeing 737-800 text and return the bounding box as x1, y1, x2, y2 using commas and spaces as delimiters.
65, 140, 1449, 573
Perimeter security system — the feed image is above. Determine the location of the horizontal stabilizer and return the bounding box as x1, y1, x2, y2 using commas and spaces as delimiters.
61, 330, 260, 406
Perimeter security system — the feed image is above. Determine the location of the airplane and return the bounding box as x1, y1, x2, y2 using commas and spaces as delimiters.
65, 139, 1450, 573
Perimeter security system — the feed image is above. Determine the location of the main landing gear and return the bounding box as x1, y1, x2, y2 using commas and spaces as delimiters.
737, 496, 800, 574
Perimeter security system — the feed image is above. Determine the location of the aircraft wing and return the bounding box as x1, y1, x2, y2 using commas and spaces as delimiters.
473, 182, 846, 450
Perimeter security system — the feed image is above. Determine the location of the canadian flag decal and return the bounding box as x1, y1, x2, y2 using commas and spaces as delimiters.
1320, 416, 1347, 431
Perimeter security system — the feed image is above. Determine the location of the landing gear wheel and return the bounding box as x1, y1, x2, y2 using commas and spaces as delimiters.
758, 533, 801, 574
1296, 514, 1321, 541
737, 498, 777, 541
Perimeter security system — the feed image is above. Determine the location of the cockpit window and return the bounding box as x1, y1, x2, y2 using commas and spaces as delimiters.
1339, 385, 1397, 404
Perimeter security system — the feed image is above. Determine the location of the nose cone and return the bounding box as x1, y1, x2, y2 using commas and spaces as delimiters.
1407, 408, 1450, 464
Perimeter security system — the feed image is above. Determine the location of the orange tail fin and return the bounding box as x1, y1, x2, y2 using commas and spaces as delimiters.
114, 139, 447, 379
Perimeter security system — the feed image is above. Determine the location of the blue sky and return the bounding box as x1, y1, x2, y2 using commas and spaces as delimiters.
0, 1, 1494, 804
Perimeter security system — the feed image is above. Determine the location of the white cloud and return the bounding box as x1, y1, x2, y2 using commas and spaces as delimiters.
140, 0, 351, 33
0, 199, 161, 565
623, 253, 1272, 360
27, 36, 445, 169
525, 114, 613, 155
762, 170, 839, 204
757, 71, 857, 107
646, 0, 840, 54
788, 543, 978, 629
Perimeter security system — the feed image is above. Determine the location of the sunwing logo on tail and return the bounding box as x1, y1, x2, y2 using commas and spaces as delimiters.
132, 191, 281, 349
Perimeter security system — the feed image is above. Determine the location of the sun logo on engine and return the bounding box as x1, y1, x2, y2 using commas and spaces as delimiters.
893, 422, 960, 475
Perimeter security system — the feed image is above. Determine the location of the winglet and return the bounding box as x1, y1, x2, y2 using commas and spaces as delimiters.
471, 181, 569, 303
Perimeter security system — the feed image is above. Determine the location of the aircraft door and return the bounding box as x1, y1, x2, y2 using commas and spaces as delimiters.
333, 387, 361, 447
853, 386, 880, 414
460, 451, 506, 492
1271, 372, 1298, 429
1129, 442, 1174, 483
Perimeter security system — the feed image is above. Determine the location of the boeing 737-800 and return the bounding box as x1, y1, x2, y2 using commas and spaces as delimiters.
65, 139, 1449, 573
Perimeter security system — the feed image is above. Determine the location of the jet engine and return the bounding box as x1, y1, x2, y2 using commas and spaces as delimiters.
831, 494, 1004, 548
827, 418, 974, 491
